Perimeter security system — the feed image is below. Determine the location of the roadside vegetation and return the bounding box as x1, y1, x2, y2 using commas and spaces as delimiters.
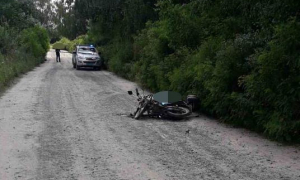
0, 0, 49, 90
52, 36, 87, 53
54, 0, 300, 142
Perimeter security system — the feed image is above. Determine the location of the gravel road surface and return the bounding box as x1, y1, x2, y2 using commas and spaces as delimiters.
0, 50, 299, 180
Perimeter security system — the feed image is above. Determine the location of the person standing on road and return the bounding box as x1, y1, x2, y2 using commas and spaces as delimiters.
55, 49, 61, 62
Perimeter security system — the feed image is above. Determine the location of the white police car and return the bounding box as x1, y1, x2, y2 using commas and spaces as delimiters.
72, 45, 103, 70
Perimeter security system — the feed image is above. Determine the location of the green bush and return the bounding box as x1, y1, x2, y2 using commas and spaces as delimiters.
0, 25, 49, 90
53, 35, 88, 52
53, 37, 71, 51
19, 26, 49, 58
105, 40, 133, 78
244, 20, 300, 140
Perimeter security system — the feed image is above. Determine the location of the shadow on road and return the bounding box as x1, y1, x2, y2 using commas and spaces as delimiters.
75, 67, 101, 71
116, 113, 196, 123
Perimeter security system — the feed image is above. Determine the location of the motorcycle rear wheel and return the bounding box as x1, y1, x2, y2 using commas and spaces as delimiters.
166, 106, 191, 119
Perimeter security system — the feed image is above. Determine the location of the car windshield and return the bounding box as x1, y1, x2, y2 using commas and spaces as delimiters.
78, 47, 96, 53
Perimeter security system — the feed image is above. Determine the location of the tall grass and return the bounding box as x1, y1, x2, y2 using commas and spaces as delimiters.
0, 26, 49, 90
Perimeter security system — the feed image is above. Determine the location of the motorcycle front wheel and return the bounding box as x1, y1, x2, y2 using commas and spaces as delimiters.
134, 101, 148, 119
166, 106, 191, 119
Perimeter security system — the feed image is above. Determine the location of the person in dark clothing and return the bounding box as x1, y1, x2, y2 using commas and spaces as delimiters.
55, 49, 61, 62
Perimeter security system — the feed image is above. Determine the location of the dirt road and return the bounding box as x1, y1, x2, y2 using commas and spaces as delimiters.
0, 50, 299, 180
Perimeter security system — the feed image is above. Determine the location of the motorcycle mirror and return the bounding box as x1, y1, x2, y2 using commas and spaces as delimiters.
128, 91, 133, 95
136, 88, 140, 96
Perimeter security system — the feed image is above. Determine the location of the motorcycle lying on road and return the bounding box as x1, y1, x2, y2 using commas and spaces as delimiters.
128, 89, 199, 120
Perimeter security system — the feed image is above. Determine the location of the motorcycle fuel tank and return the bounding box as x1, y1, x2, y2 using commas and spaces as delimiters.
153, 91, 182, 104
